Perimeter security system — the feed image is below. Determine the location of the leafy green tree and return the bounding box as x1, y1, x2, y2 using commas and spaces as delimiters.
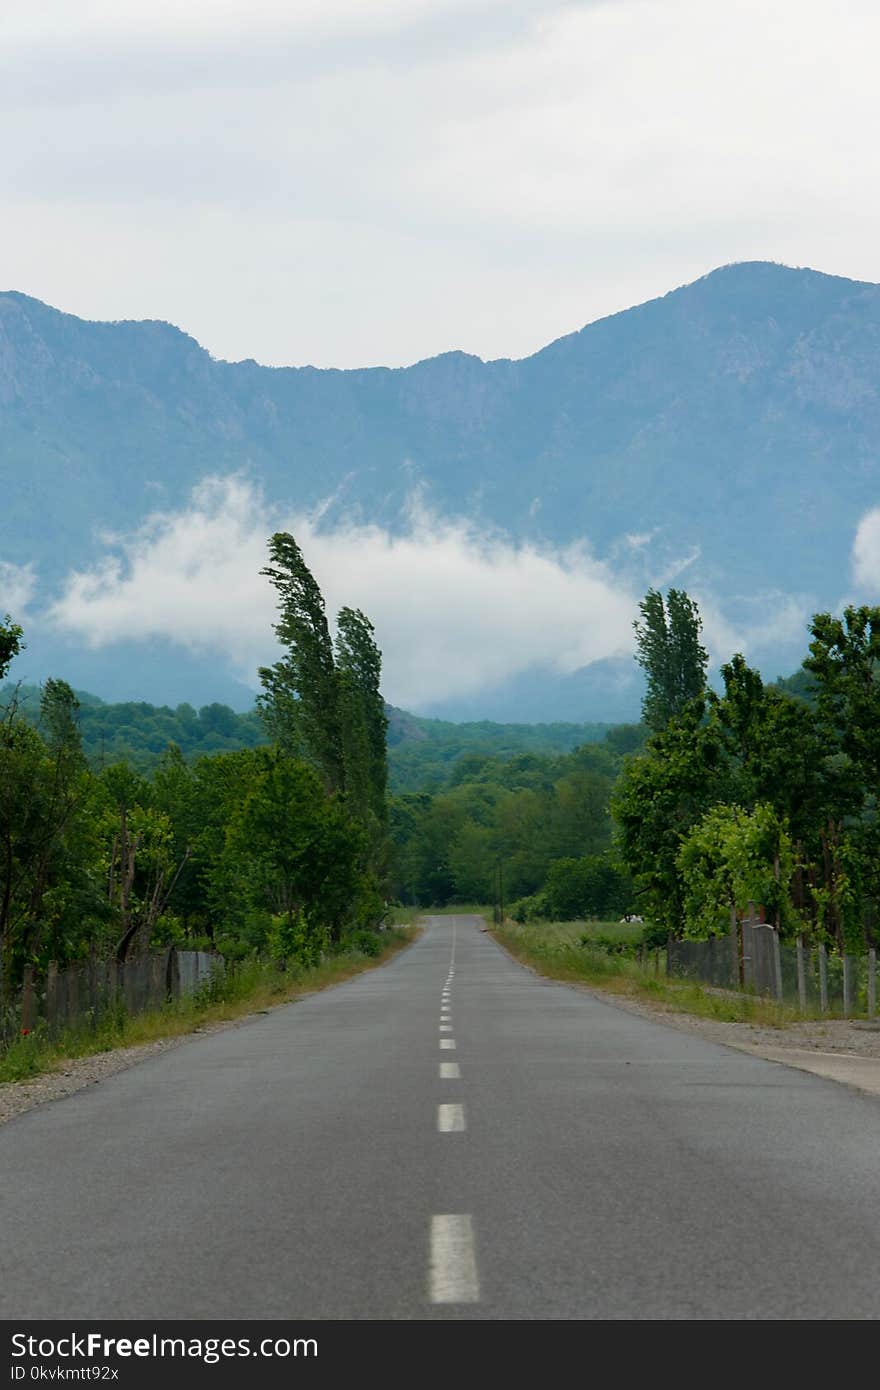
448, 822, 495, 902
390, 735, 622, 908
0, 717, 53, 993
225, 750, 363, 950
807, 824, 864, 952
633, 588, 708, 731
544, 854, 633, 920
0, 617, 24, 682
258, 533, 344, 792
98, 764, 186, 961
804, 605, 880, 794
335, 606, 388, 828
800, 608, 880, 942
388, 793, 432, 904
188, 748, 269, 947
677, 803, 799, 939
0, 679, 103, 992
612, 701, 727, 936
151, 745, 204, 934
709, 654, 838, 846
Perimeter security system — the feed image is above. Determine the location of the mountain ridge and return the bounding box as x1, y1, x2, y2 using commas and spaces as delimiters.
2, 260, 879, 717
5, 258, 875, 372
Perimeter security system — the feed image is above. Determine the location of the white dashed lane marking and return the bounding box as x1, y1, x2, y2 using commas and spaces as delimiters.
439, 1062, 461, 1079
437, 1103, 466, 1133
429, 1215, 479, 1304
439, 1039, 456, 1050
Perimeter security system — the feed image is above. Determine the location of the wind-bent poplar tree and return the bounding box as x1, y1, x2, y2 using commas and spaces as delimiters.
258, 533, 345, 794
257, 535, 389, 840
335, 606, 388, 829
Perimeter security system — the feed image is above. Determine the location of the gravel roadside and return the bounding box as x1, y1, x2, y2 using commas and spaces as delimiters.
597, 990, 880, 1058
573, 987, 880, 1096
0, 1012, 269, 1128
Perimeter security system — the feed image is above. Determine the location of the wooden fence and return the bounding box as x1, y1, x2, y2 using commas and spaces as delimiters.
667, 917, 877, 1016
8, 948, 223, 1043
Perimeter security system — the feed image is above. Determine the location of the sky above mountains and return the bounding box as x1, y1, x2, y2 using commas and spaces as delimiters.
3, 0, 879, 369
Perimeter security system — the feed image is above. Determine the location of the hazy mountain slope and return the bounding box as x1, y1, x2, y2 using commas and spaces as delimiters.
4, 261, 880, 586
2, 260, 879, 714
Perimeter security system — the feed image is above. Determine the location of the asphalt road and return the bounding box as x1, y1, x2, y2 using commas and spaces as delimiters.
3, 916, 880, 1320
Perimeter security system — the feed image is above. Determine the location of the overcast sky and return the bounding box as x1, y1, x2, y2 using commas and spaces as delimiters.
3, 0, 879, 368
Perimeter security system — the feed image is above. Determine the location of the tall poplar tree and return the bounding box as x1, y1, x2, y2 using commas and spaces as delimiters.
258, 533, 344, 793
335, 606, 388, 828
633, 588, 708, 731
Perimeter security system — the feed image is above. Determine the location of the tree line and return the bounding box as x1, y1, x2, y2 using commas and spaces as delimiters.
390, 729, 643, 918
0, 534, 391, 1003
615, 589, 880, 950
0, 687, 268, 773
7, 557, 877, 962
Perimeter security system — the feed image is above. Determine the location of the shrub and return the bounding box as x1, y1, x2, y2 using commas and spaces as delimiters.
344, 929, 383, 958
267, 912, 329, 969
510, 893, 549, 923
582, 931, 638, 959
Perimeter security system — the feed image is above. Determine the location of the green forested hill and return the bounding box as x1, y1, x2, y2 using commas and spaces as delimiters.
769, 669, 817, 703
386, 706, 620, 790
1, 684, 628, 786
1, 685, 268, 770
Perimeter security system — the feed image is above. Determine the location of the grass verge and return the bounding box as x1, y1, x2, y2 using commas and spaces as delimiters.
0, 928, 417, 1086
494, 920, 813, 1027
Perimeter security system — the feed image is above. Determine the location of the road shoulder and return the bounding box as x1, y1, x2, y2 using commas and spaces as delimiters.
490, 929, 880, 1099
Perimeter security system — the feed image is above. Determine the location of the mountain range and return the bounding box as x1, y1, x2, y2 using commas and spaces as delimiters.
2, 260, 879, 717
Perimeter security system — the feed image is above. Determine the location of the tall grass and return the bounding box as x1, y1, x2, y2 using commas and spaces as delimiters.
495, 920, 805, 1027
0, 929, 415, 1086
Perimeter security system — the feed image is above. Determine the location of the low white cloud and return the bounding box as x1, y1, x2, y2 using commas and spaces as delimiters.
45, 476, 819, 707
623, 531, 654, 551
0, 561, 36, 620
48, 476, 639, 710
852, 506, 880, 591
695, 590, 812, 668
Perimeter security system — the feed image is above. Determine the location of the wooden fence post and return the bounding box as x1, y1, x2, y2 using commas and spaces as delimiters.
771, 928, 783, 1003
869, 948, 877, 1020
46, 961, 59, 1035
729, 907, 739, 988
66, 967, 79, 1030
818, 943, 828, 1013
88, 941, 98, 1030
796, 936, 807, 1015
21, 965, 35, 1033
